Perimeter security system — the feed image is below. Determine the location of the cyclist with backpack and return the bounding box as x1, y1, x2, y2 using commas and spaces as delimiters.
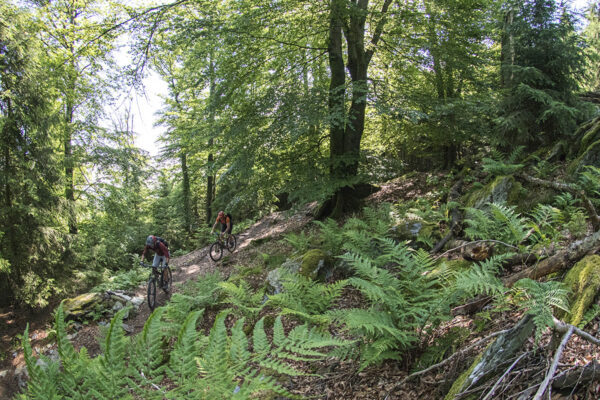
141, 235, 170, 268
211, 211, 233, 241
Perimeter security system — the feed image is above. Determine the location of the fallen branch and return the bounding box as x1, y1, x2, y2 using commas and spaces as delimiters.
532, 324, 574, 400
553, 317, 600, 346
482, 352, 528, 400
503, 230, 600, 287
434, 239, 519, 260
398, 328, 511, 386
553, 360, 600, 390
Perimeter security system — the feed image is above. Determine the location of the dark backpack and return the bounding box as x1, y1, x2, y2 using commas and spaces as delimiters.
226, 213, 233, 223
155, 236, 169, 248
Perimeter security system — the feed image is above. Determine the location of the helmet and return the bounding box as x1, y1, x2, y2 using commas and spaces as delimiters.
146, 235, 155, 247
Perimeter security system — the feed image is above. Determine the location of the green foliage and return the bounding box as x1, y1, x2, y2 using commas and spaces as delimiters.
284, 231, 312, 255
482, 147, 526, 176
464, 203, 529, 245
219, 280, 265, 320
91, 266, 147, 293
578, 304, 600, 329
496, 0, 591, 147
162, 272, 222, 334
511, 278, 570, 341
21, 302, 348, 399
266, 272, 346, 325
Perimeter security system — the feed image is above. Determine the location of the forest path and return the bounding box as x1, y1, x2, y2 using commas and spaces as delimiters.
0, 203, 317, 399
117, 203, 318, 340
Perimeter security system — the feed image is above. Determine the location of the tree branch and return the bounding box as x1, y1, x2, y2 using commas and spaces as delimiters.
533, 324, 574, 400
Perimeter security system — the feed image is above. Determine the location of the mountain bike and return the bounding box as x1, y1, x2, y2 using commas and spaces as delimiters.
140, 261, 172, 310
209, 232, 237, 261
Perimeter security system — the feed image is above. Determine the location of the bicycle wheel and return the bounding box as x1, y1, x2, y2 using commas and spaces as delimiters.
226, 234, 237, 252
209, 241, 223, 261
160, 267, 172, 292
147, 277, 157, 310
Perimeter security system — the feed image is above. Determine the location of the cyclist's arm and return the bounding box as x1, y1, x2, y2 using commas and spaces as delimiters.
226, 217, 231, 232
210, 219, 218, 233
141, 245, 148, 261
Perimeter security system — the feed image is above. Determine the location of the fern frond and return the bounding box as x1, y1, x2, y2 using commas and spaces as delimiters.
512, 279, 570, 341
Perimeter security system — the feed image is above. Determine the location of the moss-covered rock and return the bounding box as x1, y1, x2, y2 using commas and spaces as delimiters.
464, 176, 523, 210
444, 351, 484, 400
62, 292, 104, 321
299, 249, 333, 282
568, 139, 600, 175
562, 255, 600, 326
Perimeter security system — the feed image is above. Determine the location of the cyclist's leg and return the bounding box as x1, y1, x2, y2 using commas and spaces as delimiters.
152, 254, 162, 267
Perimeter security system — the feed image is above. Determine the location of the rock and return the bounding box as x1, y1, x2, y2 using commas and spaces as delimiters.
464, 176, 523, 210
61, 292, 104, 321
266, 258, 301, 294
131, 296, 145, 307
299, 249, 333, 282
0, 370, 8, 379
112, 301, 124, 311
561, 255, 600, 326
121, 323, 134, 334
569, 139, 600, 174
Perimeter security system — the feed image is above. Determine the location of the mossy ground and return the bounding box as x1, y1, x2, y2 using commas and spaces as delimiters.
562, 255, 600, 326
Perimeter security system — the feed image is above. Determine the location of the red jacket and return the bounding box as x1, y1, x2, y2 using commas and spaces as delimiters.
142, 240, 169, 258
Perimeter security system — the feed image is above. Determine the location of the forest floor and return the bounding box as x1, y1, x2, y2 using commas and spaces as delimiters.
2, 172, 600, 399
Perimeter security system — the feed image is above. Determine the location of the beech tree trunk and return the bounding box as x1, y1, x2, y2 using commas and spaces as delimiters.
326, 0, 392, 218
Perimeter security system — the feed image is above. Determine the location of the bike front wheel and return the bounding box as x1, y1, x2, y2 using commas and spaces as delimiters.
209, 242, 223, 261
160, 267, 172, 292
147, 277, 157, 310
226, 234, 237, 252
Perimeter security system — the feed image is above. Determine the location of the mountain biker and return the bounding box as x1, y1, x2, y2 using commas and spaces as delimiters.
211, 211, 233, 241
141, 235, 170, 268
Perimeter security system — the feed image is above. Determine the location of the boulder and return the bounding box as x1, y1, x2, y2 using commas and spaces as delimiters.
300, 249, 334, 282
561, 255, 600, 326
266, 258, 301, 294
464, 176, 523, 210
62, 293, 104, 321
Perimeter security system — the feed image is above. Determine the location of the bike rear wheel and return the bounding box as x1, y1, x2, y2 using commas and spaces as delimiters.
209, 241, 223, 261
226, 234, 237, 252
160, 267, 172, 292
147, 277, 157, 310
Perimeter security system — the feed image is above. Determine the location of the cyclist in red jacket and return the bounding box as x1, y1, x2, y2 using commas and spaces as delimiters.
141, 235, 170, 268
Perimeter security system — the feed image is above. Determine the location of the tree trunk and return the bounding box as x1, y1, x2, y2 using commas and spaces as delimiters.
206, 54, 216, 226
181, 151, 191, 233
325, 0, 392, 218
64, 98, 77, 235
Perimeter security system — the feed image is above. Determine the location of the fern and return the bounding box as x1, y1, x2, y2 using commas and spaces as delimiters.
512, 279, 570, 342
266, 271, 346, 324
129, 307, 167, 395
578, 304, 600, 329
20, 325, 61, 399
283, 231, 311, 254
481, 147, 525, 176
219, 280, 265, 320
464, 203, 529, 245
167, 310, 206, 389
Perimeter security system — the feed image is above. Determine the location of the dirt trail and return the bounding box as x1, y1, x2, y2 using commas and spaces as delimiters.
0, 203, 316, 399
